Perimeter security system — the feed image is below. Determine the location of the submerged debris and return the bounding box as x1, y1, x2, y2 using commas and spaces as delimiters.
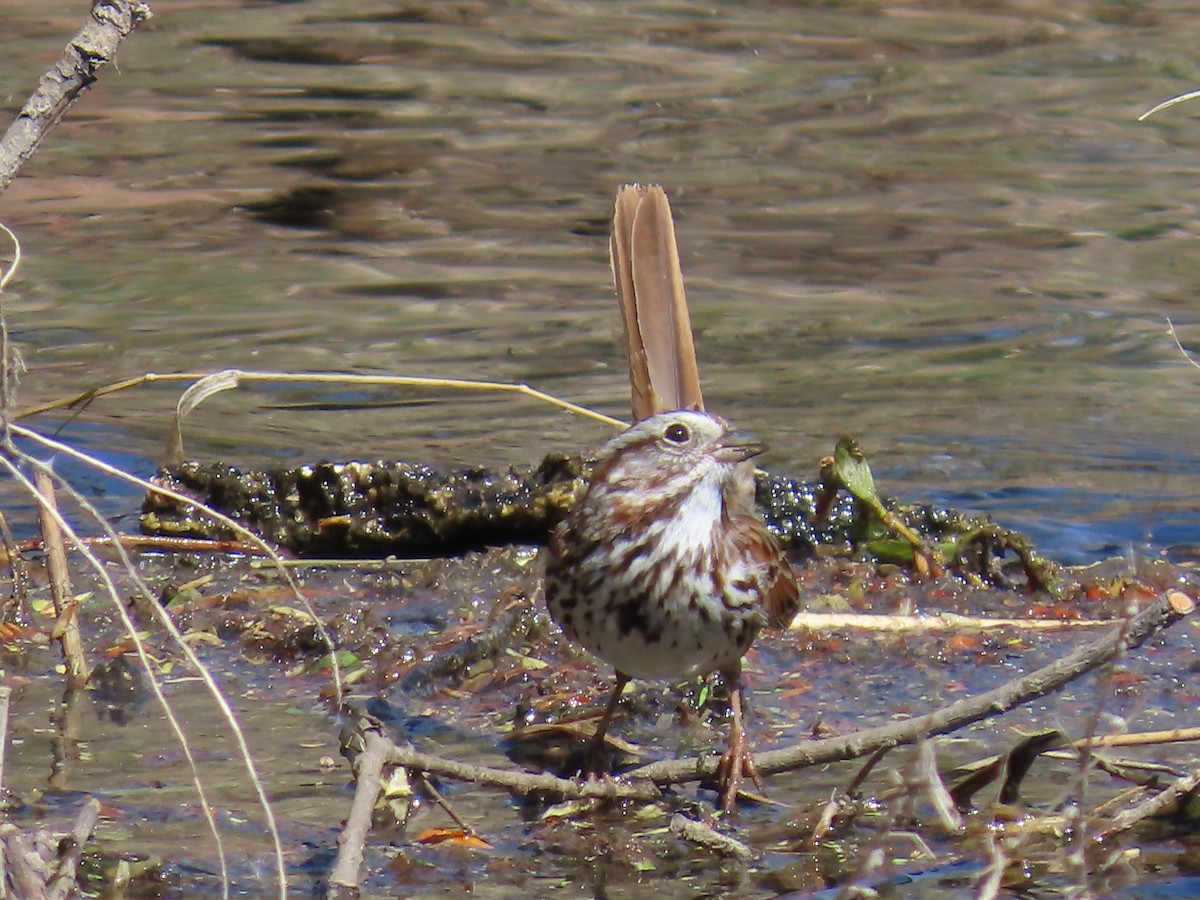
142, 439, 1063, 592
142, 454, 586, 557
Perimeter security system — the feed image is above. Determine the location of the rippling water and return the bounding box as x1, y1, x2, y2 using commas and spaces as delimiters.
1, 5, 1199, 896
3, 0, 1200, 560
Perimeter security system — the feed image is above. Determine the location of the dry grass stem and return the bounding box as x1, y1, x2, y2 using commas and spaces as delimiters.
0, 686, 8, 793
10, 420, 342, 702
14, 368, 628, 437
1073, 726, 1200, 750
1139, 90, 1200, 121
0, 452, 237, 894
915, 740, 963, 834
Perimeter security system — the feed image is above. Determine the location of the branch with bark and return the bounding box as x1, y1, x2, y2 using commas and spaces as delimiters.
0, 0, 152, 197
337, 590, 1192, 806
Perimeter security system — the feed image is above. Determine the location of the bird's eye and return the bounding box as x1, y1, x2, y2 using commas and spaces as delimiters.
663, 422, 690, 444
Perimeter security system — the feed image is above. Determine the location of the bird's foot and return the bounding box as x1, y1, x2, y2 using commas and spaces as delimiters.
715, 724, 766, 812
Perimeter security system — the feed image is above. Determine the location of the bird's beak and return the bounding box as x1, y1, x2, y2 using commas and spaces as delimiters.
715, 431, 767, 464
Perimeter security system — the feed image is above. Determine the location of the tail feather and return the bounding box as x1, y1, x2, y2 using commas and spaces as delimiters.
610, 184, 704, 421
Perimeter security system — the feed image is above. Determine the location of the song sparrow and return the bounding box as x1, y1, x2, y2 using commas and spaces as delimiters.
545, 408, 799, 810
544, 184, 798, 810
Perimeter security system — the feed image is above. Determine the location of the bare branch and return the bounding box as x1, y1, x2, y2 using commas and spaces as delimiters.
382, 740, 661, 802
1095, 767, 1200, 840
35, 472, 88, 688
352, 592, 1190, 808
0, 0, 153, 196
622, 591, 1191, 785
328, 725, 390, 895
668, 814, 755, 860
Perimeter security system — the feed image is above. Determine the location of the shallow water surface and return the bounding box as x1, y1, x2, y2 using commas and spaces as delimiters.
1, 0, 1199, 560
1, 0, 1199, 896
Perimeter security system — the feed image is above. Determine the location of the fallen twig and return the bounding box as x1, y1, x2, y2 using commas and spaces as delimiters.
0, 796, 101, 900
1094, 766, 1200, 840
34, 471, 87, 688
947, 729, 1198, 808
383, 739, 660, 801
0, 824, 46, 898
2, 532, 267, 560
46, 797, 100, 900
668, 813, 755, 860
0, 0, 152, 195
361, 592, 1191, 807
790, 611, 1114, 633
627, 591, 1192, 785
328, 723, 390, 897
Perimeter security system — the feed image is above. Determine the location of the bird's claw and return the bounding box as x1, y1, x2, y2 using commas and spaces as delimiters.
716, 724, 766, 812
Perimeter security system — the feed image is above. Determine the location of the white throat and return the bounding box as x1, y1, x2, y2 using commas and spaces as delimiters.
658, 472, 722, 557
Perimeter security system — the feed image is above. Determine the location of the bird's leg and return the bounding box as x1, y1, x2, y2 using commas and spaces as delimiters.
716, 664, 764, 811
583, 670, 631, 778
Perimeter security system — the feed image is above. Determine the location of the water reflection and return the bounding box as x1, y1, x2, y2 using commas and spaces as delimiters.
0, 0, 1198, 559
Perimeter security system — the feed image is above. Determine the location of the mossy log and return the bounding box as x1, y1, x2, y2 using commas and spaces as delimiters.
141, 454, 1060, 593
